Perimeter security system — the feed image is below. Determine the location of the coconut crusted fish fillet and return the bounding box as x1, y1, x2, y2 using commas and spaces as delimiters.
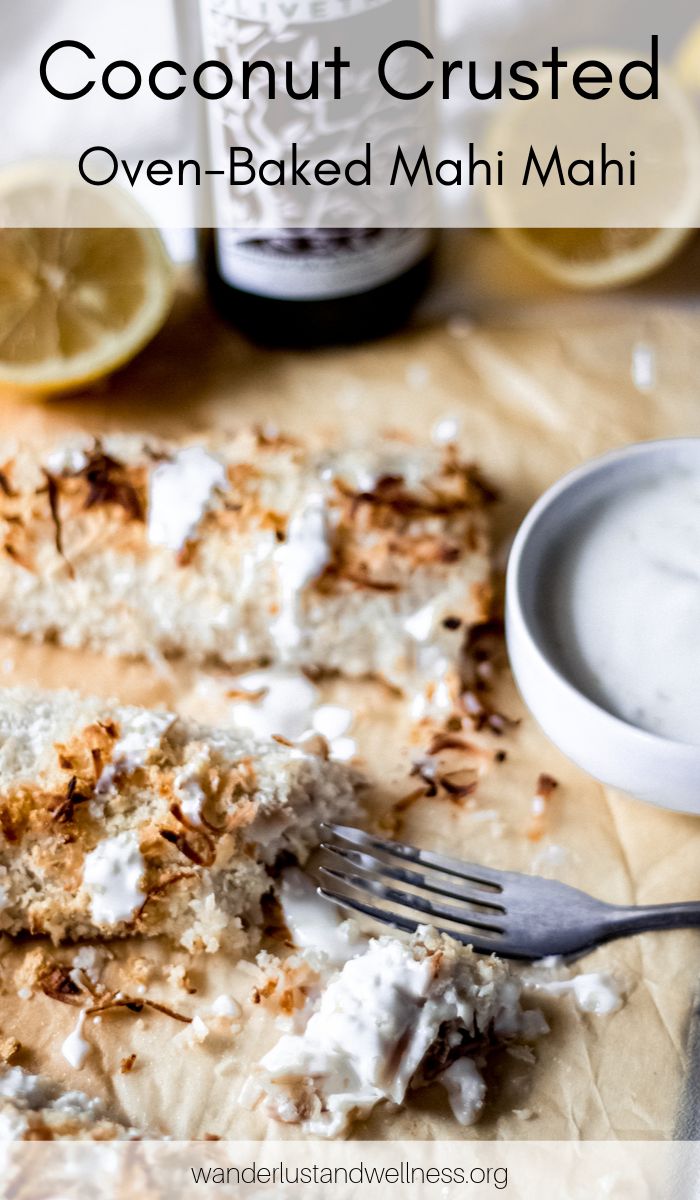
0, 689, 360, 949
248, 926, 547, 1138
0, 430, 493, 689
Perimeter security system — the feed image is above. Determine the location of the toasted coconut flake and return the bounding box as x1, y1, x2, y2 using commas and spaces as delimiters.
386, 785, 431, 834
410, 759, 439, 798
0, 468, 17, 498
169, 801, 212, 840
439, 770, 479, 801
526, 773, 559, 842
460, 619, 519, 735
0, 807, 19, 843
427, 733, 481, 756
158, 827, 216, 868
393, 786, 431, 813
136, 870, 199, 917
39, 964, 86, 1008
410, 756, 478, 804
227, 686, 268, 703
86, 994, 191, 1024
0, 1035, 20, 1063
41, 470, 73, 573
3, 542, 33, 572
72, 444, 145, 522
251, 978, 278, 1005
49, 776, 90, 824
334, 464, 496, 519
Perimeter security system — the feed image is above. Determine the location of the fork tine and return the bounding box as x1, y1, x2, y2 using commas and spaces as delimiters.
316, 885, 504, 953
320, 844, 506, 913
318, 865, 506, 934
321, 823, 505, 891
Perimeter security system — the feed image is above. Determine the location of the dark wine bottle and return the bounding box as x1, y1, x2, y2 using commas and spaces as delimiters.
205, 228, 433, 347
198, 0, 434, 347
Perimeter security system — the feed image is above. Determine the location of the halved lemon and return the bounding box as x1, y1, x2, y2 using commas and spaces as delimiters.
677, 20, 700, 92
496, 226, 694, 290
486, 51, 700, 289
0, 162, 175, 393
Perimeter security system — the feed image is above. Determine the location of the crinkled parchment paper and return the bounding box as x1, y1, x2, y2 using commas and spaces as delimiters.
0, 232, 699, 1141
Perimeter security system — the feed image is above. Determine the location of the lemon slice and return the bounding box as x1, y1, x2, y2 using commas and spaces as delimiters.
677, 20, 700, 92
0, 162, 175, 393
496, 226, 694, 290
486, 51, 700, 289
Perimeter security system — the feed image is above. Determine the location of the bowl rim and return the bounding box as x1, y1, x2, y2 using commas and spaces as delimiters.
505, 436, 700, 761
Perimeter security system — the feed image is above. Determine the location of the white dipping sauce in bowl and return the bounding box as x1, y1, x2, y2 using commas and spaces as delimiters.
506, 440, 700, 813
546, 470, 700, 745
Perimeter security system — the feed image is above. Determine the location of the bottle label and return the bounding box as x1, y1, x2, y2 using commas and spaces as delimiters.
210, 0, 394, 21
200, 0, 431, 234
215, 228, 430, 300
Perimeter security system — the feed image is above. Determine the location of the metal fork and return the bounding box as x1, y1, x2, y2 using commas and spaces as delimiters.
317, 823, 700, 960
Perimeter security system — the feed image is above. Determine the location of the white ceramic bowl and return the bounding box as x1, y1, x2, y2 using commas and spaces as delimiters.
505, 439, 700, 816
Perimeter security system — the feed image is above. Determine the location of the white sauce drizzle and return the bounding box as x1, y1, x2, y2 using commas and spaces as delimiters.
82, 831, 146, 927
190, 1015, 210, 1044
404, 602, 437, 644
173, 747, 211, 825
529, 971, 624, 1015
230, 669, 356, 760
432, 415, 461, 445
147, 446, 228, 553
532, 843, 570, 873
279, 869, 364, 967
272, 492, 330, 652
211, 995, 240, 1018
231, 670, 318, 743
311, 705, 352, 742
631, 342, 656, 393
95, 711, 174, 798
327, 736, 357, 762
61, 1011, 90, 1070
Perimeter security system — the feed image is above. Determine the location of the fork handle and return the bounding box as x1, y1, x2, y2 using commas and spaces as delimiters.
607, 902, 700, 936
